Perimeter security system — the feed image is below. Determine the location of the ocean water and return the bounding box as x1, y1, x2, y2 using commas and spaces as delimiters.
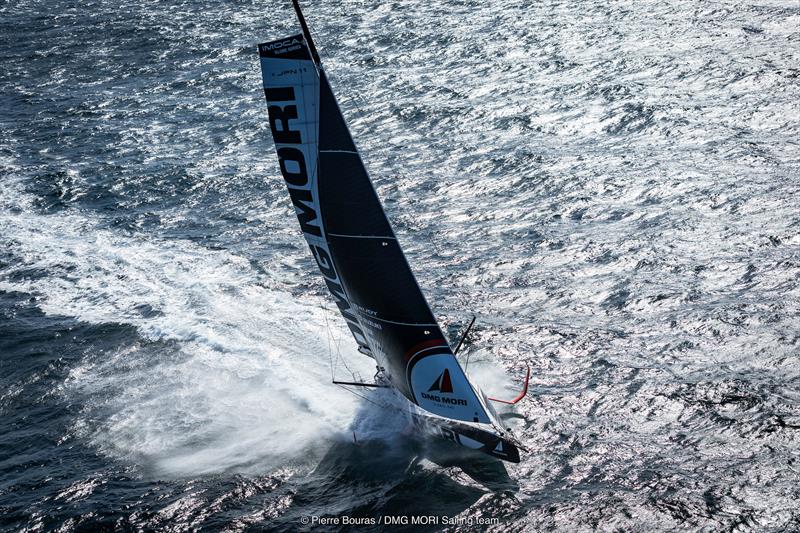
2, 0, 799, 531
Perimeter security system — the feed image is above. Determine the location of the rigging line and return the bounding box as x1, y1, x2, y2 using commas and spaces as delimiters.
329, 313, 357, 381
322, 299, 335, 381
339, 340, 358, 381
335, 384, 393, 411
308, 61, 331, 361
322, 297, 347, 384
319, 270, 356, 382
454, 315, 476, 356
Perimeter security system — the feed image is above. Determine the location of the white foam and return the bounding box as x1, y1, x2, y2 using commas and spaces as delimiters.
464, 352, 520, 400
0, 178, 375, 475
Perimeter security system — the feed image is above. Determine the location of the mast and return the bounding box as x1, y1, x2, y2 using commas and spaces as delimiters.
291, 0, 322, 66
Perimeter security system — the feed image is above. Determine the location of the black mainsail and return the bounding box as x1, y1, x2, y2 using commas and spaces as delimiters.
258, 2, 522, 462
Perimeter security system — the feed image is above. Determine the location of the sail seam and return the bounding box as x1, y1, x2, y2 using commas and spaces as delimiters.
320, 150, 358, 154
363, 316, 439, 327
327, 233, 396, 240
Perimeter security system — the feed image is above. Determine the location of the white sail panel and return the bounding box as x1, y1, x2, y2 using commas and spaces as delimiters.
260, 35, 371, 352
408, 353, 491, 424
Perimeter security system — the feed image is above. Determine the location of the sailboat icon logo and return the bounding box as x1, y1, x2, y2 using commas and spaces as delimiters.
428, 369, 454, 394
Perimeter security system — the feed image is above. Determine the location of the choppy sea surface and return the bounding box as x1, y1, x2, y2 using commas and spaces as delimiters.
2, 0, 799, 531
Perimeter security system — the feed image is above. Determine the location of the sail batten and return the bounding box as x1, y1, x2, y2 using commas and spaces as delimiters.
326, 233, 396, 239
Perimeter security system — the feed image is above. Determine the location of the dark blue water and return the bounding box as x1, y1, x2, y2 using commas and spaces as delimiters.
2, 0, 800, 531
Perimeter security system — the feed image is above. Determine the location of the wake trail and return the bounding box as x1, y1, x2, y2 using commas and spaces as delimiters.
0, 178, 375, 475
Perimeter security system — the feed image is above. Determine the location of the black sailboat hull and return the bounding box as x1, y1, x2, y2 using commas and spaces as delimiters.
410, 411, 522, 464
